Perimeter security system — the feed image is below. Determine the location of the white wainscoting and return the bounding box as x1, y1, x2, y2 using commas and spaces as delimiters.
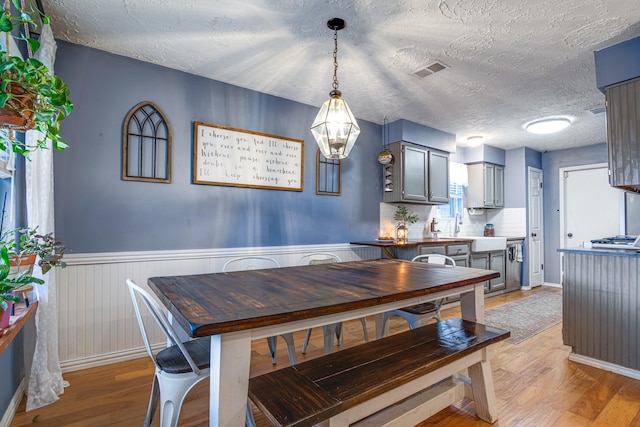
56, 243, 381, 372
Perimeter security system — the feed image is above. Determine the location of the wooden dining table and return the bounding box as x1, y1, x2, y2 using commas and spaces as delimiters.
147, 258, 499, 427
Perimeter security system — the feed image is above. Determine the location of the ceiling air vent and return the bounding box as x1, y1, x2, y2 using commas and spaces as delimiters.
412, 60, 449, 78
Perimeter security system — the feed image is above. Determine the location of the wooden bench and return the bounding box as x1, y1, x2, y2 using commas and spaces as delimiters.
248, 318, 509, 427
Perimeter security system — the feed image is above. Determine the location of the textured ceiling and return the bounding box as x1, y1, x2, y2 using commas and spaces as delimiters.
42, 0, 640, 152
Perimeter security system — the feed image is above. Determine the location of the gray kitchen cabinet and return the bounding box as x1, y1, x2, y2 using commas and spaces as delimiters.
383, 142, 449, 204
605, 77, 640, 193
466, 163, 504, 208
471, 250, 505, 293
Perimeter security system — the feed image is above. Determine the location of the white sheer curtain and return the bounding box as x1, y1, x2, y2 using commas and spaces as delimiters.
24, 24, 67, 411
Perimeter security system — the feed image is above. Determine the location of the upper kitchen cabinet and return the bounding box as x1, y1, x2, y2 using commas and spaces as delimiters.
383, 141, 450, 204
466, 162, 504, 208
605, 77, 640, 193
594, 36, 640, 193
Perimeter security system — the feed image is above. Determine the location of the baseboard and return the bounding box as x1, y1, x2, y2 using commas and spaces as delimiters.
543, 282, 562, 288
60, 343, 164, 373
0, 378, 25, 427
568, 353, 640, 381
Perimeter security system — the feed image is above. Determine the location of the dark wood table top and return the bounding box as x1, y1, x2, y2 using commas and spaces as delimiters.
148, 259, 498, 338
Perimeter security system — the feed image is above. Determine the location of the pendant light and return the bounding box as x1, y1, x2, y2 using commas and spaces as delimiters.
310, 18, 360, 160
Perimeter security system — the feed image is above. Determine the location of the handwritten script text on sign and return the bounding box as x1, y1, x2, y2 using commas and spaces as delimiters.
194, 122, 303, 191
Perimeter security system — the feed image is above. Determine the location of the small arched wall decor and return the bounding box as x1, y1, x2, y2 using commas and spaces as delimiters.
316, 149, 341, 195
122, 102, 172, 183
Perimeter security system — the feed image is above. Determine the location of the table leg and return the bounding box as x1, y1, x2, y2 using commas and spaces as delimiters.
380, 246, 396, 259
459, 283, 484, 323
210, 331, 252, 427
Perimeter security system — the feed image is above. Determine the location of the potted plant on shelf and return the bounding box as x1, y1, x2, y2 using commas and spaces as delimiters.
0, 0, 73, 156
0, 244, 43, 328
394, 205, 419, 243
0, 227, 65, 328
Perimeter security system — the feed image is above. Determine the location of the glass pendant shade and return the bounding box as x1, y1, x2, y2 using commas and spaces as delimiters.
311, 90, 360, 160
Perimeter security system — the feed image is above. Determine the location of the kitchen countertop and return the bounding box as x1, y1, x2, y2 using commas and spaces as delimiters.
350, 238, 474, 248
557, 247, 640, 257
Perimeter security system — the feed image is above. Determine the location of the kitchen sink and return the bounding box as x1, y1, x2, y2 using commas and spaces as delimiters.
457, 236, 507, 252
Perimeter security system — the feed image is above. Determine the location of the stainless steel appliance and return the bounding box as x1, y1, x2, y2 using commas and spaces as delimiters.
626, 192, 640, 236
590, 235, 640, 250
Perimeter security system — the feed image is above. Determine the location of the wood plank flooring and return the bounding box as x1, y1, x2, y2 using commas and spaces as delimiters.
9, 286, 640, 426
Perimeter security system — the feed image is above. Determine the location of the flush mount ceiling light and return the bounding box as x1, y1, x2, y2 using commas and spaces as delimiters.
525, 117, 571, 134
310, 18, 360, 160
466, 135, 484, 147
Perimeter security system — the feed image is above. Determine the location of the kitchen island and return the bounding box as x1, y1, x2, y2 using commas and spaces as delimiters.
559, 246, 640, 377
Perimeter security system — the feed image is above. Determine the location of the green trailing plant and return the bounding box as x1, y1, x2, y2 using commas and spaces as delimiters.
18, 227, 66, 274
0, 0, 73, 156
393, 204, 419, 226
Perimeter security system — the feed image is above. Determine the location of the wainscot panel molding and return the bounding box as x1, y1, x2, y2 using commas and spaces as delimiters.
55, 244, 381, 372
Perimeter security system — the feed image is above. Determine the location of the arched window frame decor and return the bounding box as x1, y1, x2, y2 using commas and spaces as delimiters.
122, 102, 172, 183
316, 149, 341, 195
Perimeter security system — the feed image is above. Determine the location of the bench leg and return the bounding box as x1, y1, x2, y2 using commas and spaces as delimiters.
468, 359, 498, 424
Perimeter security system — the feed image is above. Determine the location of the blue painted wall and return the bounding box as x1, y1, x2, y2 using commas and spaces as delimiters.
594, 36, 640, 91
387, 119, 456, 153
464, 145, 505, 165
541, 143, 608, 283
53, 42, 383, 253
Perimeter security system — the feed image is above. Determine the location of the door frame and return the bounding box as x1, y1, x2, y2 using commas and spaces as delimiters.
527, 166, 544, 289
558, 162, 621, 284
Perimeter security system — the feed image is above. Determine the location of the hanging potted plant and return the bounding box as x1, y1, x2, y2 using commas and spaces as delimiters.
0, 0, 73, 156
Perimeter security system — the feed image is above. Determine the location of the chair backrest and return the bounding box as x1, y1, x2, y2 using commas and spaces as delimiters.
299, 252, 342, 266
126, 279, 201, 374
222, 256, 281, 272
411, 254, 456, 266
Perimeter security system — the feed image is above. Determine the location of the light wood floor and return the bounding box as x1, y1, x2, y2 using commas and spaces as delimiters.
10, 286, 640, 426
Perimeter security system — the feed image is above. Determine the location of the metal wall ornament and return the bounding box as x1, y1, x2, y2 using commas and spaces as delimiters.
122, 102, 172, 183
310, 18, 360, 160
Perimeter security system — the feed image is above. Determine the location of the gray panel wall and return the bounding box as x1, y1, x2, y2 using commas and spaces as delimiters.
541, 143, 608, 283
563, 252, 640, 369
53, 42, 383, 253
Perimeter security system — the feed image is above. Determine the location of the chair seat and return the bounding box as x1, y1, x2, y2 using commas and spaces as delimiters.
400, 302, 439, 315
156, 336, 211, 374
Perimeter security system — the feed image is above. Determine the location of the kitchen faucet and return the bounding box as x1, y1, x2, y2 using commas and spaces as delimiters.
454, 212, 462, 237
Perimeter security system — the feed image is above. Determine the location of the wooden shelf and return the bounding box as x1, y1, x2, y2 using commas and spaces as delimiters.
0, 301, 38, 357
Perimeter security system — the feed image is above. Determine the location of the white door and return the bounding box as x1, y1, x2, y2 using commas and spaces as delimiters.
528, 167, 544, 288
560, 165, 622, 249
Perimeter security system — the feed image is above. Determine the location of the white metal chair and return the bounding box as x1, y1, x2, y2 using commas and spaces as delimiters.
126, 279, 256, 427
222, 256, 297, 365
380, 254, 456, 336
299, 253, 369, 355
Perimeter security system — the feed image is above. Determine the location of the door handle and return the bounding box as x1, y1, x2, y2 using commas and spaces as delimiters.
531, 233, 537, 237
567, 233, 573, 238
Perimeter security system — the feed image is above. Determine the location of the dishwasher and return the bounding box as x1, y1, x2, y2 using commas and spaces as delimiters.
505, 241, 523, 292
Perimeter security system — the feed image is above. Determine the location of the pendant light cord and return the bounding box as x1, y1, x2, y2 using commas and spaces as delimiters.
332, 26, 339, 91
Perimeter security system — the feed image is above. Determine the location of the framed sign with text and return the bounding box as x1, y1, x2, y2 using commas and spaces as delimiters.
193, 122, 304, 191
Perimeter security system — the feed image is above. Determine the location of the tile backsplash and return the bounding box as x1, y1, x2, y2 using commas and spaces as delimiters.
380, 203, 526, 239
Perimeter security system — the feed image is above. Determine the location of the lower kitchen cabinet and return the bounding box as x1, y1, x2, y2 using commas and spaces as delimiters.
471, 250, 505, 293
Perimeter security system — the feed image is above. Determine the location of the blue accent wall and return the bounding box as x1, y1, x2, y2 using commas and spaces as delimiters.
387, 119, 456, 153
464, 145, 505, 165
541, 143, 608, 283
53, 42, 383, 253
594, 36, 640, 91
